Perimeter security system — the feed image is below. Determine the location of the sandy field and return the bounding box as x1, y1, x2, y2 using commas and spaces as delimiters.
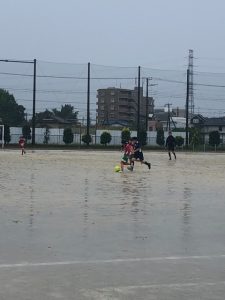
0, 150, 224, 299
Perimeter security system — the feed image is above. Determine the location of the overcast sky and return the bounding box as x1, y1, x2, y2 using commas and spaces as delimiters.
1, 0, 225, 71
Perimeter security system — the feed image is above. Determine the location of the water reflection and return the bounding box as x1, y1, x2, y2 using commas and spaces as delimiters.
82, 178, 89, 238
182, 187, 192, 224
180, 186, 192, 249
167, 177, 175, 196
29, 173, 35, 230
120, 175, 151, 222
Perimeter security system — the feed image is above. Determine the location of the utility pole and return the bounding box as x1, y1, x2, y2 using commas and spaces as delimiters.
87, 62, 90, 145
32, 58, 36, 145
137, 66, 141, 139
165, 103, 172, 131
145, 77, 149, 131
188, 49, 194, 116
145, 77, 157, 131
185, 69, 190, 147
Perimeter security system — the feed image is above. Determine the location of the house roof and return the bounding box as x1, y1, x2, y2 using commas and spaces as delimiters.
41, 116, 77, 124
204, 117, 225, 126
191, 114, 225, 126
101, 119, 129, 126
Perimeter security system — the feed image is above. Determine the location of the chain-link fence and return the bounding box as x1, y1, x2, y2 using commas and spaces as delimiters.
1, 59, 225, 147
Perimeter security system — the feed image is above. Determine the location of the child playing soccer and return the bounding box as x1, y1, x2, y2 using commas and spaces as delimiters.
131, 137, 151, 170
19, 136, 26, 155
120, 139, 134, 171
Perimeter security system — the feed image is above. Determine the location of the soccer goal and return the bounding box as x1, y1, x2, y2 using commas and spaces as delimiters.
0, 125, 5, 149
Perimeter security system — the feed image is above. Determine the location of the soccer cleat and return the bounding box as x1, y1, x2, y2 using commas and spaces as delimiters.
147, 163, 151, 169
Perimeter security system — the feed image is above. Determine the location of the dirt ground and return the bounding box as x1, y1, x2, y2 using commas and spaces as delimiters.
0, 150, 224, 299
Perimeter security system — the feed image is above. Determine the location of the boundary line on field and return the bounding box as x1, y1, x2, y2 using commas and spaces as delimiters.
0, 254, 225, 269
81, 281, 225, 298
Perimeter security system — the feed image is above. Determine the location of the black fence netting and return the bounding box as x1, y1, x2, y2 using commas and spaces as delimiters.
1, 59, 225, 144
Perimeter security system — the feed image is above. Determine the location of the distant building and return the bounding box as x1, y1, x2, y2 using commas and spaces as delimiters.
152, 107, 186, 131
191, 114, 225, 143
36, 115, 78, 129
154, 107, 186, 118
96, 87, 154, 128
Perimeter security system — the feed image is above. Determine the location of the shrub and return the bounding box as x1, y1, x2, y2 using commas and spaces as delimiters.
4, 125, 11, 144
156, 128, 165, 146
82, 134, 92, 145
63, 128, 73, 144
209, 131, 220, 146
100, 131, 112, 146
138, 129, 147, 146
175, 136, 184, 147
121, 127, 131, 144
190, 128, 201, 145
43, 127, 50, 144
22, 124, 31, 141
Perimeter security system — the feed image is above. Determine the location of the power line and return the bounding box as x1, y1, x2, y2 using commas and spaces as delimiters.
0, 71, 135, 80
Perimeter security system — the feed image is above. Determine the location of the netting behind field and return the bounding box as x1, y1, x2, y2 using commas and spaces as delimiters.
1, 60, 225, 124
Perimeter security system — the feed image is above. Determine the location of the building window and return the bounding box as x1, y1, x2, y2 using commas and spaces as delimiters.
111, 98, 115, 103
110, 105, 115, 110
110, 91, 115, 95
100, 98, 105, 103
219, 126, 222, 131
193, 118, 199, 124
100, 105, 104, 110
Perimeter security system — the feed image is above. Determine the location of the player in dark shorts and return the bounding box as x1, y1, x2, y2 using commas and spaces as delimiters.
165, 131, 176, 160
131, 137, 151, 170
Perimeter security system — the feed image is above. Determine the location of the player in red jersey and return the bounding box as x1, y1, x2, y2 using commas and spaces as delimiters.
120, 138, 134, 171
19, 136, 26, 155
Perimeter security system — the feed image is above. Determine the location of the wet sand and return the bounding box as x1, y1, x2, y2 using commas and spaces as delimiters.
0, 150, 224, 299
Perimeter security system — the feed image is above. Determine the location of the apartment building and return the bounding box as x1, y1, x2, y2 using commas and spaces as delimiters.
96, 87, 154, 127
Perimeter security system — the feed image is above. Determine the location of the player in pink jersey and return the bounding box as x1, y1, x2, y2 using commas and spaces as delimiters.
19, 136, 26, 155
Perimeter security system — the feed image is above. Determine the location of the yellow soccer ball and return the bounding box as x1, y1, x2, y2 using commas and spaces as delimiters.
114, 165, 121, 172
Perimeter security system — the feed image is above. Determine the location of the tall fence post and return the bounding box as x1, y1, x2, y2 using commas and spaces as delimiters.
137, 66, 141, 139
86, 62, 90, 145
32, 58, 36, 145
185, 69, 189, 147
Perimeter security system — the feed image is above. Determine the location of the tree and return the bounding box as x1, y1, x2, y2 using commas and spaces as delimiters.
100, 131, 112, 146
0, 89, 25, 126
22, 124, 31, 141
156, 128, 165, 146
121, 127, 131, 144
175, 136, 184, 147
82, 134, 92, 145
52, 104, 78, 121
36, 109, 54, 123
63, 128, 74, 144
209, 131, 220, 146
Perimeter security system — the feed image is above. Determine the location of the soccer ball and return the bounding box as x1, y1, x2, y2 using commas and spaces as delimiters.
114, 165, 121, 172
